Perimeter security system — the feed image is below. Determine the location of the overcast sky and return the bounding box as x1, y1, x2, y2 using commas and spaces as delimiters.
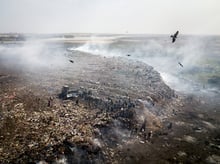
0, 0, 220, 34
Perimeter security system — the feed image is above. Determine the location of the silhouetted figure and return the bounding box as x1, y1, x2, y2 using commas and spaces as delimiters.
178, 62, 183, 67
127, 54, 131, 57
170, 31, 179, 43
69, 60, 74, 63
47, 97, 53, 107
140, 118, 146, 132
76, 99, 79, 105
147, 131, 153, 141
167, 122, 173, 130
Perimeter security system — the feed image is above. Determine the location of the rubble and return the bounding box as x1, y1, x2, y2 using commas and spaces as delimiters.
183, 135, 197, 143
0, 76, 172, 163
206, 155, 220, 164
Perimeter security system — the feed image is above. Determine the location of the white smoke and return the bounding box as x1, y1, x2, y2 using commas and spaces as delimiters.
1, 35, 218, 96
73, 36, 122, 57
0, 40, 66, 72
69, 35, 219, 95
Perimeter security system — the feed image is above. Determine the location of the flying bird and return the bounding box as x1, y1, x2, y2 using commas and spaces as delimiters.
178, 62, 183, 67
69, 60, 74, 63
170, 31, 179, 43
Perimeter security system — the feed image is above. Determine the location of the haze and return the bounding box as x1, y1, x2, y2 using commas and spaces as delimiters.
0, 0, 220, 35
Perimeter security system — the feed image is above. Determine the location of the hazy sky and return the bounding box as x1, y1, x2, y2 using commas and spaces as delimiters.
0, 0, 220, 34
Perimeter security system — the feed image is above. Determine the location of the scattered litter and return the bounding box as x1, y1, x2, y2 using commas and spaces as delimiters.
177, 151, 187, 157
193, 127, 203, 133
183, 135, 197, 143
209, 143, 220, 150
206, 155, 220, 164
139, 140, 145, 144
202, 121, 216, 129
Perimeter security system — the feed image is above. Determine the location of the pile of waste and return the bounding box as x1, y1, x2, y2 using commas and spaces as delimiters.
0, 80, 179, 163
0, 54, 181, 163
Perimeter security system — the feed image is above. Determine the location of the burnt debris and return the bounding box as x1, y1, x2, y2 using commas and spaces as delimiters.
59, 86, 136, 114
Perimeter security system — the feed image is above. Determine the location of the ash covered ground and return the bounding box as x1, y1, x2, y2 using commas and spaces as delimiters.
0, 34, 220, 163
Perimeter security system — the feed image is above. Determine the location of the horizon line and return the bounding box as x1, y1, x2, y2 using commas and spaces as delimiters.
0, 32, 220, 37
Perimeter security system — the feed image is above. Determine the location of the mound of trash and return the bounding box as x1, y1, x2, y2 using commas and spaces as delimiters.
0, 53, 181, 163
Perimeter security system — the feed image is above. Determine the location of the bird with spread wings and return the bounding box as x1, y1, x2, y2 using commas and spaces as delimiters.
170, 31, 179, 43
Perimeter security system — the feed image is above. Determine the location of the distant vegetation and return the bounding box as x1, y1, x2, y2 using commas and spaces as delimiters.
0, 34, 26, 41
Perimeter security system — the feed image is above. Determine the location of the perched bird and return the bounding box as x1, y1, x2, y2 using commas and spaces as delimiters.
69, 60, 74, 63
178, 62, 183, 67
170, 31, 179, 43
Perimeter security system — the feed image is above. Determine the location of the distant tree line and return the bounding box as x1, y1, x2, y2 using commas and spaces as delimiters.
0, 34, 26, 41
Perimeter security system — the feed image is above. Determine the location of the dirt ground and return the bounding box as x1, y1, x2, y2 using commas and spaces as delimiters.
0, 51, 220, 163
